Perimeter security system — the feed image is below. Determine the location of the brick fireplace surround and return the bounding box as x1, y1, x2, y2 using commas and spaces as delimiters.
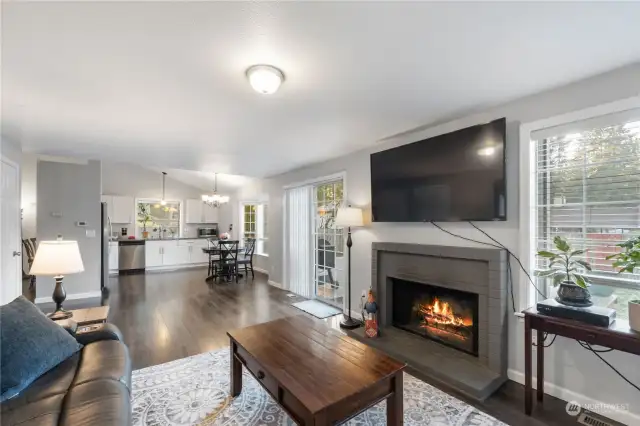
348, 242, 508, 400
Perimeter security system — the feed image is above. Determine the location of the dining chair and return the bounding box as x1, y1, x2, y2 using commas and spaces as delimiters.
218, 240, 239, 283
22, 237, 37, 289
237, 238, 256, 279
206, 238, 220, 277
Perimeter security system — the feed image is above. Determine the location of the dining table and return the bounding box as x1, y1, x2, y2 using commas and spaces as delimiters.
202, 241, 243, 281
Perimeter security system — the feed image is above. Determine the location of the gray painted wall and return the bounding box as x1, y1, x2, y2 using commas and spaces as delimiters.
36, 160, 102, 299
260, 63, 640, 423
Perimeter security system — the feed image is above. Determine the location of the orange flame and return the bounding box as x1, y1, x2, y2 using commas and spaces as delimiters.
418, 297, 472, 327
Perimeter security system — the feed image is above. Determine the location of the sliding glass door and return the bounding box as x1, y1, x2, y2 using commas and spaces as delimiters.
312, 180, 344, 307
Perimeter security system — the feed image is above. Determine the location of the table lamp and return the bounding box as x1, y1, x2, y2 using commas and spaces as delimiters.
335, 206, 364, 329
29, 238, 84, 320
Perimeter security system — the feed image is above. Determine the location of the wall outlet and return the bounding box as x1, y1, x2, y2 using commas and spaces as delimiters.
85, 229, 96, 238
361, 290, 368, 298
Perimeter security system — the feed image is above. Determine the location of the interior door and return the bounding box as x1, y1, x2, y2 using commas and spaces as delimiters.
1, 157, 22, 304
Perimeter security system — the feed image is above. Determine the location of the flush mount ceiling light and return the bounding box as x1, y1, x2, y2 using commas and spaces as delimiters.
246, 64, 284, 95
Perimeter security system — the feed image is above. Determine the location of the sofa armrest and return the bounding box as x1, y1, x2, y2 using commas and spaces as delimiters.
75, 323, 123, 346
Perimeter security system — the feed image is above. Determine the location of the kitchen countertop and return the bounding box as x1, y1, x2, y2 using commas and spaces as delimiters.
114, 237, 217, 243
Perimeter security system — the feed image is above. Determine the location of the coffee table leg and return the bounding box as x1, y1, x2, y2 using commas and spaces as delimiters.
230, 342, 242, 397
387, 372, 403, 425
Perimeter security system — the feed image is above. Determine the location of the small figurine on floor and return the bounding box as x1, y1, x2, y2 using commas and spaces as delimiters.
362, 289, 379, 338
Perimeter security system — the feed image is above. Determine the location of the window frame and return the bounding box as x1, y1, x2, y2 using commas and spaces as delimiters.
239, 201, 268, 256
519, 97, 640, 311
134, 197, 183, 239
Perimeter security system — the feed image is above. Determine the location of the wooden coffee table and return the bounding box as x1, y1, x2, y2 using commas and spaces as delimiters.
228, 315, 406, 425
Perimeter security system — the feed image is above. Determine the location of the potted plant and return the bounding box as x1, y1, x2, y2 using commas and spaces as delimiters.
138, 204, 152, 239
535, 236, 593, 307
606, 236, 640, 331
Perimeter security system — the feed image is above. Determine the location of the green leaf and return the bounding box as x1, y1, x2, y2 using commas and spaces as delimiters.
552, 272, 567, 286
553, 236, 571, 252
570, 249, 587, 257
573, 274, 588, 289
537, 250, 557, 258
534, 269, 558, 277
574, 260, 592, 271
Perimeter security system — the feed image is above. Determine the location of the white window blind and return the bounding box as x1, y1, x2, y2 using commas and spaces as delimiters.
533, 109, 640, 292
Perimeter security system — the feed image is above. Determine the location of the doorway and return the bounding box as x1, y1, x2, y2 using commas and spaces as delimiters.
1, 157, 22, 304
312, 179, 344, 307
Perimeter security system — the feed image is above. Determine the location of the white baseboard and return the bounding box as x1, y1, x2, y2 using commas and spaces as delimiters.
268, 280, 283, 289
252, 266, 269, 275
35, 291, 102, 304
144, 263, 208, 273
508, 368, 639, 425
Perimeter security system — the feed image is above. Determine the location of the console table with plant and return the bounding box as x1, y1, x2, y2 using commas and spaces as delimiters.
523, 236, 640, 415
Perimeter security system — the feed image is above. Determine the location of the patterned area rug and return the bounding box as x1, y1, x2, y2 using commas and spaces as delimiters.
132, 348, 507, 425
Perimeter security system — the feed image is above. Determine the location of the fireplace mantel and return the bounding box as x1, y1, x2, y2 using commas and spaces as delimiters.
348, 242, 508, 401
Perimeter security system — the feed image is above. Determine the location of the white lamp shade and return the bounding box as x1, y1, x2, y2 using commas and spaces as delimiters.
29, 240, 84, 276
335, 207, 364, 227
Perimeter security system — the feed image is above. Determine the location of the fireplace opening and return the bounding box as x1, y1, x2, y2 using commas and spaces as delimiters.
391, 277, 479, 356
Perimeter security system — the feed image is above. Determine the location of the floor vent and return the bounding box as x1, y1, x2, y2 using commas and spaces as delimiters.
577, 411, 616, 426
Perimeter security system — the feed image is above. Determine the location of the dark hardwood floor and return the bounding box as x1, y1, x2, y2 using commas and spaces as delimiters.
37, 268, 579, 426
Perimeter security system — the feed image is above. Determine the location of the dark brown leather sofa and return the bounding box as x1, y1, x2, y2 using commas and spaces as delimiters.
1, 324, 131, 426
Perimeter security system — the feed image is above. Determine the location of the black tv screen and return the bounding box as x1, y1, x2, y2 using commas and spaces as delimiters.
371, 118, 506, 222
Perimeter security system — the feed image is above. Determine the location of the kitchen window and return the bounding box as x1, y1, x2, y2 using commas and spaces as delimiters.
137, 199, 181, 239
240, 203, 268, 255
530, 109, 640, 320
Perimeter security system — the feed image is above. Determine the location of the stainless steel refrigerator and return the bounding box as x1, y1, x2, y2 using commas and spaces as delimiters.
101, 202, 111, 293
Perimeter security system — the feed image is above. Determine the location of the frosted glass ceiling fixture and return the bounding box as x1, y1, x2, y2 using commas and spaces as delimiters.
246, 64, 284, 95
202, 173, 229, 208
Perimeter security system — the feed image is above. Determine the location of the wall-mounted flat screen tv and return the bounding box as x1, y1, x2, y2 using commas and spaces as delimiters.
371, 118, 506, 222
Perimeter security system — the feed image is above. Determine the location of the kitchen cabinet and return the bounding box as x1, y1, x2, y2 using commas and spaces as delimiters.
145, 241, 165, 268
108, 242, 119, 272
145, 239, 209, 269
102, 195, 134, 224
203, 204, 219, 223
163, 244, 191, 266
185, 199, 204, 224
186, 199, 219, 224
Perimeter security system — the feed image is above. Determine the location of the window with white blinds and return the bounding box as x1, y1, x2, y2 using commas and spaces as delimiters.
532, 110, 640, 296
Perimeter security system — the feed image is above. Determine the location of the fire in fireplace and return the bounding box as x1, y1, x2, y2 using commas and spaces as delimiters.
392, 278, 479, 356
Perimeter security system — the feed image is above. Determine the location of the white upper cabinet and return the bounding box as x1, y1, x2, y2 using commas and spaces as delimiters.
102, 195, 134, 224
185, 199, 204, 224
202, 203, 219, 223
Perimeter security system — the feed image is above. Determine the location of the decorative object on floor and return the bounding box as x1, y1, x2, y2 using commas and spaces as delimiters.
292, 299, 341, 319
363, 289, 379, 338
629, 300, 640, 333
131, 348, 506, 426
0, 296, 82, 401
335, 205, 364, 329
246, 64, 284, 95
202, 173, 230, 208
29, 237, 84, 320
535, 236, 592, 307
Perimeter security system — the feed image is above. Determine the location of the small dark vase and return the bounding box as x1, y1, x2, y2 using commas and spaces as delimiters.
556, 281, 592, 307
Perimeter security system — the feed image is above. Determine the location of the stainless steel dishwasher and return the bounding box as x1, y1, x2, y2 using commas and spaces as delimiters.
119, 240, 145, 274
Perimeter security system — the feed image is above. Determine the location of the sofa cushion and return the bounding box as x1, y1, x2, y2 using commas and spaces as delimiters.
72, 340, 131, 390
0, 296, 82, 402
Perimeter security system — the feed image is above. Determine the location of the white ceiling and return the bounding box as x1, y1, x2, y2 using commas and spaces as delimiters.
3, 2, 640, 177
148, 167, 257, 193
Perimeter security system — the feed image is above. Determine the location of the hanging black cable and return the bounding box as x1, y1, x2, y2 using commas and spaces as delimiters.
581, 342, 640, 392
428, 221, 517, 311
468, 221, 546, 299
